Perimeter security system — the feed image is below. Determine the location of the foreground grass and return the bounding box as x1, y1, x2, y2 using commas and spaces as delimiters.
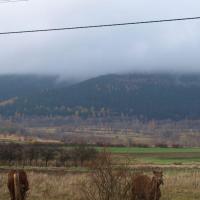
0, 172, 84, 200
162, 170, 200, 200
1, 170, 200, 200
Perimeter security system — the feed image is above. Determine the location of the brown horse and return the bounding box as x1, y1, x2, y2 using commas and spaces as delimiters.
7, 170, 29, 200
131, 170, 164, 200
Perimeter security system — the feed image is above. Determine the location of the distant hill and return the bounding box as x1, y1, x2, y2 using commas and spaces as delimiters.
1, 73, 200, 120
0, 74, 71, 100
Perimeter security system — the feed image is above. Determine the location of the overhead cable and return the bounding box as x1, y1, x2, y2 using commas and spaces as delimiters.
0, 16, 200, 35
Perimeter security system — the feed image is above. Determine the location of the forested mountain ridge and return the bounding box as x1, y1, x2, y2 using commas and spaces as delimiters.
0, 74, 71, 100
1, 73, 200, 120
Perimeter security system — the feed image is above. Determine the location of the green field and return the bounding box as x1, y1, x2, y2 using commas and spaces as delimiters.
98, 147, 200, 165
99, 147, 200, 154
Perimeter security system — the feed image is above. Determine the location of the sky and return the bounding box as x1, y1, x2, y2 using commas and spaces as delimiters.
0, 0, 200, 80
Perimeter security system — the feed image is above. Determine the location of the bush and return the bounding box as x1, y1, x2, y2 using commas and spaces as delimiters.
70, 145, 98, 166
155, 143, 169, 148
171, 144, 183, 148
80, 151, 132, 200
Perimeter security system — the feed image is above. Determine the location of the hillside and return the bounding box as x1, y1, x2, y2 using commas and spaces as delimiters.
1, 73, 200, 120
0, 74, 72, 100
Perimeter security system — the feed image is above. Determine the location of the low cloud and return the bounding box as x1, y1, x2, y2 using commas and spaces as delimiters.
0, 0, 200, 80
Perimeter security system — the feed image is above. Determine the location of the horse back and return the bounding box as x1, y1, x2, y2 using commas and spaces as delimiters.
132, 174, 151, 200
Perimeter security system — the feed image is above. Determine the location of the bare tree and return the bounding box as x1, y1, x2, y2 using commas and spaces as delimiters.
80, 151, 132, 200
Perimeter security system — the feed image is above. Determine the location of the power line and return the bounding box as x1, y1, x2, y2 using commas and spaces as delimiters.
0, 16, 200, 35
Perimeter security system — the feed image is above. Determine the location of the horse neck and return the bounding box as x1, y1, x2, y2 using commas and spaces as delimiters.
149, 177, 159, 200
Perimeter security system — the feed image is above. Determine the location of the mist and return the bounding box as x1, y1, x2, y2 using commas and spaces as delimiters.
0, 0, 200, 80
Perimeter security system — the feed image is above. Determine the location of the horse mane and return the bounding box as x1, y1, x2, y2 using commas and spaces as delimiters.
148, 175, 162, 200
14, 172, 22, 200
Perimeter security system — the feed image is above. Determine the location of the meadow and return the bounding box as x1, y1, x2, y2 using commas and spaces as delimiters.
1, 169, 200, 200
100, 147, 200, 165
1, 146, 200, 199
100, 147, 200, 154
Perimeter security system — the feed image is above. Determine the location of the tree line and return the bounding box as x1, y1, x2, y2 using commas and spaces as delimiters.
0, 143, 98, 167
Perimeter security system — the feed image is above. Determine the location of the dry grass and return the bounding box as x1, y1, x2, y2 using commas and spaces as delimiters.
0, 172, 84, 200
0, 170, 200, 200
162, 170, 200, 200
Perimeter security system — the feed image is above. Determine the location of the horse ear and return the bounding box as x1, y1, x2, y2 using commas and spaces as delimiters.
153, 169, 163, 175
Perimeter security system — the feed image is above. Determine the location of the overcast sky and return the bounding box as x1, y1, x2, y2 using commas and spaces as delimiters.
0, 0, 200, 80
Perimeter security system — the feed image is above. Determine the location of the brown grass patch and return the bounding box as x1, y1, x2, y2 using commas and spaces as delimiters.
0, 170, 200, 200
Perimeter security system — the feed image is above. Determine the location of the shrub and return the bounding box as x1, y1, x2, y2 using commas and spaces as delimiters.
80, 151, 132, 200
171, 144, 183, 148
155, 143, 169, 148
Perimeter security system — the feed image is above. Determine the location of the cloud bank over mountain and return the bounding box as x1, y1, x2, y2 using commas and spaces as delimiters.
0, 0, 200, 79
